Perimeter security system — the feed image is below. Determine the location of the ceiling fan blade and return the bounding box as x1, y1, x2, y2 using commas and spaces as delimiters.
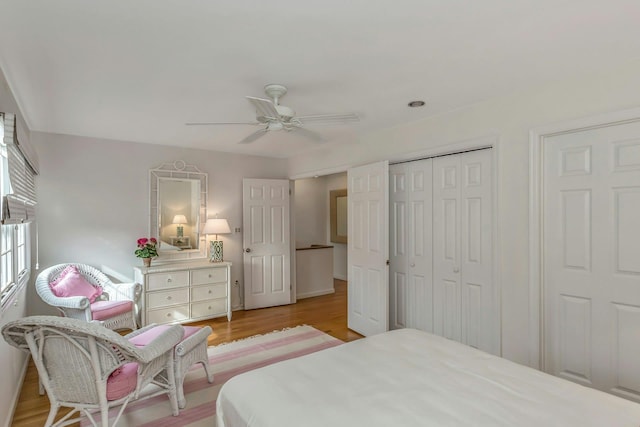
185, 122, 261, 126
291, 126, 327, 143
246, 96, 281, 121
238, 128, 269, 144
295, 112, 359, 124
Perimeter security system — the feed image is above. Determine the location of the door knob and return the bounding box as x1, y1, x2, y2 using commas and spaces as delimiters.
245, 248, 252, 253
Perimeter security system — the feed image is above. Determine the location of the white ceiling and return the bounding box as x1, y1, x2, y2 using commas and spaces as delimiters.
1, 0, 639, 158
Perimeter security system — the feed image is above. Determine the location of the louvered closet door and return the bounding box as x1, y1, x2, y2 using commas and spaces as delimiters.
433, 149, 494, 353
543, 121, 640, 401
389, 160, 433, 331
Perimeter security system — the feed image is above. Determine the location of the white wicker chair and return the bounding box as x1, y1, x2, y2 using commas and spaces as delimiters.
36, 263, 141, 331
2, 316, 183, 427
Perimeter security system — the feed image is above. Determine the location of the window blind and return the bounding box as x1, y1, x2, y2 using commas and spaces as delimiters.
1, 113, 38, 224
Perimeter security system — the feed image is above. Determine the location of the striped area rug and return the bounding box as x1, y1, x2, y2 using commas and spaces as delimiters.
81, 325, 343, 427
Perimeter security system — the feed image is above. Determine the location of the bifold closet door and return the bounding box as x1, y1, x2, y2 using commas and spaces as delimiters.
433, 149, 494, 353
389, 160, 433, 331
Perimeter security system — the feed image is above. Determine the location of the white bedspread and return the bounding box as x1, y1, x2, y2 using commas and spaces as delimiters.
216, 329, 640, 427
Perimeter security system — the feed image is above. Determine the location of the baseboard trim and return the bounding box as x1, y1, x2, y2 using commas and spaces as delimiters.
333, 274, 347, 281
296, 288, 335, 300
4, 353, 29, 427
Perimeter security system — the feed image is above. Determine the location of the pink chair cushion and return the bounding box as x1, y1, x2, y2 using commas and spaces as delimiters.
50, 265, 102, 303
90, 300, 133, 321
106, 362, 138, 400
128, 325, 199, 347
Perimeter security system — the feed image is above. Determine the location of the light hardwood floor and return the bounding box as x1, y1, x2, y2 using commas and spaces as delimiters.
10, 279, 360, 426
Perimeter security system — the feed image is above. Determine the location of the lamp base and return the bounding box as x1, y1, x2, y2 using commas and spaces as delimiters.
177, 225, 184, 237
210, 240, 224, 262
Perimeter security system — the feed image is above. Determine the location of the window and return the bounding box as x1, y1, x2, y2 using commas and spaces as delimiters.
0, 115, 32, 307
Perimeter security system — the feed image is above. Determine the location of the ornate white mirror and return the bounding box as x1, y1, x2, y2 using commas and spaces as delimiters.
150, 160, 207, 261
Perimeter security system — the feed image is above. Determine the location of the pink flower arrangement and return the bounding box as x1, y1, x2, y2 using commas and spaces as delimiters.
135, 237, 158, 258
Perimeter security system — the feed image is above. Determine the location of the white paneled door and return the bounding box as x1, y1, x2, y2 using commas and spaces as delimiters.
389, 159, 433, 331
242, 179, 292, 310
348, 161, 389, 336
433, 149, 495, 354
543, 122, 640, 401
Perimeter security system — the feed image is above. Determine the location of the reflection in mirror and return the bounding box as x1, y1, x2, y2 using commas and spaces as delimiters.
159, 178, 199, 249
330, 189, 347, 244
150, 160, 208, 261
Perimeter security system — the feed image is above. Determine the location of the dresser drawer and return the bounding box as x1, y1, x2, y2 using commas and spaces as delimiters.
147, 304, 190, 325
191, 299, 227, 319
191, 283, 227, 302
147, 288, 190, 309
147, 271, 189, 291
191, 267, 227, 286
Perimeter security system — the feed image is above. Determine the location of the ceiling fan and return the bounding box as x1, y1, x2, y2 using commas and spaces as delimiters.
186, 84, 359, 144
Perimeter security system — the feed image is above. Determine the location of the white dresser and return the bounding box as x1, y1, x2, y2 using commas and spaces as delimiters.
134, 260, 232, 326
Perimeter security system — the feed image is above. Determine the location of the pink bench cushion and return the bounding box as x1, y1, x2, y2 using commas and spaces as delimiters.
128, 325, 200, 348
181, 326, 201, 340
106, 362, 138, 401
50, 265, 102, 303
90, 300, 133, 321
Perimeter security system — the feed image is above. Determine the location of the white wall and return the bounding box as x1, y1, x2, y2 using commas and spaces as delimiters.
0, 67, 30, 427
293, 177, 327, 247
30, 132, 288, 314
287, 58, 640, 366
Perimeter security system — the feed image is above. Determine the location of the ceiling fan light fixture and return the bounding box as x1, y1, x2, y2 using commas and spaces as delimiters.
408, 100, 426, 108
267, 122, 284, 131
186, 84, 359, 144
275, 104, 295, 120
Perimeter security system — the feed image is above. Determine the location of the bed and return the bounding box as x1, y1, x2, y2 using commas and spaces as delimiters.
216, 328, 640, 427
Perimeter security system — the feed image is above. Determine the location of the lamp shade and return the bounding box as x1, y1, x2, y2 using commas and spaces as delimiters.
172, 214, 188, 225
202, 218, 231, 235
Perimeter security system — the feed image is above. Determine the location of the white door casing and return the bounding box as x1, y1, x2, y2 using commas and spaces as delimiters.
348, 161, 389, 336
433, 149, 495, 352
389, 159, 433, 331
543, 122, 640, 401
242, 179, 291, 310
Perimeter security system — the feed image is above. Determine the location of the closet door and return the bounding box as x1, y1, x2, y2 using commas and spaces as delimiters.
348, 161, 389, 336
433, 155, 462, 341
543, 121, 640, 400
389, 160, 433, 331
389, 164, 409, 329
433, 149, 494, 352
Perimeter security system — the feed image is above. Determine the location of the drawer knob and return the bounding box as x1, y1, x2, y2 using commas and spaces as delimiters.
167, 278, 172, 282
208, 274, 212, 278
208, 306, 212, 310
167, 296, 172, 300
166, 313, 172, 317
208, 290, 212, 294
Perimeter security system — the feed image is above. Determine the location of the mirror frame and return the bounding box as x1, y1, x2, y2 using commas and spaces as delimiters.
150, 160, 208, 261
330, 189, 347, 244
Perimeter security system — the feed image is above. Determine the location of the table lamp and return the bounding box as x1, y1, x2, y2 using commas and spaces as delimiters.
203, 218, 231, 262
172, 214, 188, 238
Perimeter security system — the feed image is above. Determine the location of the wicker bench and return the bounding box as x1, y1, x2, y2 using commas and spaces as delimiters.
175, 326, 214, 408
129, 324, 214, 409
